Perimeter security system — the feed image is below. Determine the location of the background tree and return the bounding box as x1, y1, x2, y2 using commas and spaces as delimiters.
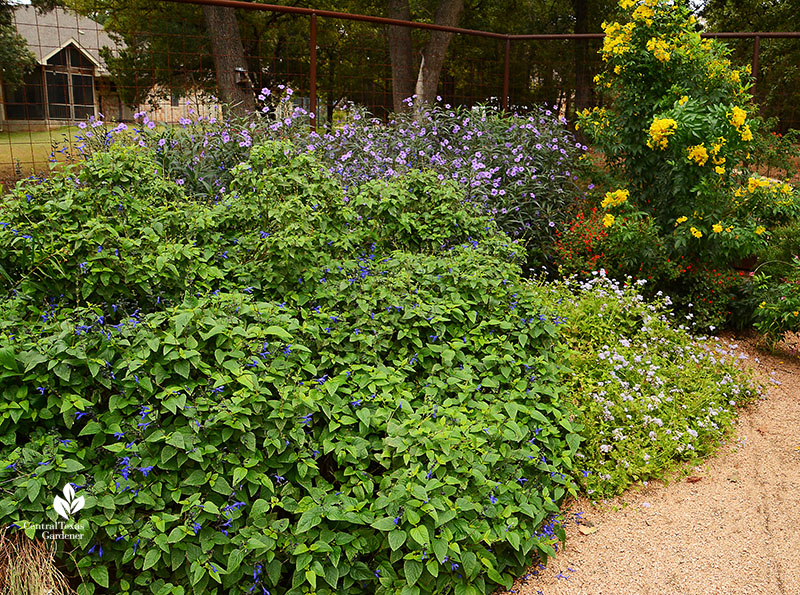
23, 0, 620, 119
0, 0, 37, 91
702, 0, 800, 132
387, 0, 465, 111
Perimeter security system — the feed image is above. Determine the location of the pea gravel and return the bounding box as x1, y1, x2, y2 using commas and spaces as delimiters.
506, 331, 800, 595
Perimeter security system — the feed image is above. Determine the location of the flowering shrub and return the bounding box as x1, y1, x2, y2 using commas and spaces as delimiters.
576, 0, 799, 267
66, 88, 309, 204
0, 144, 584, 595
529, 273, 762, 496
552, 209, 610, 275
65, 94, 587, 267
305, 101, 587, 265
554, 204, 677, 285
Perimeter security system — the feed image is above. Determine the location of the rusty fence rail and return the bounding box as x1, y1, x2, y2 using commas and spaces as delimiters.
1, 0, 800, 183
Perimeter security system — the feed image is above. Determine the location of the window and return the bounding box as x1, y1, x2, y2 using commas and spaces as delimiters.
3, 71, 45, 120
42, 44, 96, 121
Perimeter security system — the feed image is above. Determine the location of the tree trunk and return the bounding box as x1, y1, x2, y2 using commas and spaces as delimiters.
202, 5, 254, 116
572, 0, 590, 115
387, 0, 415, 112
419, 0, 464, 104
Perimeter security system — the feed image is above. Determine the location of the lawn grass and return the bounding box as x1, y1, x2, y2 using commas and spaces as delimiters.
0, 126, 79, 185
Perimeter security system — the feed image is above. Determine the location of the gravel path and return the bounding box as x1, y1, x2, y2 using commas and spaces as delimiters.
505, 332, 800, 595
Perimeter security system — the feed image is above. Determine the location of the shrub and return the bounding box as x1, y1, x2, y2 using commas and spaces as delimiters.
554, 204, 677, 284
752, 253, 800, 346
528, 272, 762, 497
576, 0, 798, 268
63, 89, 310, 204
62, 95, 587, 268
303, 101, 588, 265
0, 143, 583, 595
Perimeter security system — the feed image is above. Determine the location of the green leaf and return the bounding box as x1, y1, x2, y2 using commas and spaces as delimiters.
174, 312, 193, 337
371, 517, 397, 531
78, 421, 102, 436
143, 549, 161, 571
296, 507, 322, 533
432, 537, 448, 562
297, 567, 314, 590
264, 326, 292, 341
442, 349, 455, 367
232, 467, 248, 487
0, 347, 18, 372
486, 567, 505, 585
566, 433, 581, 453
175, 360, 190, 379
409, 525, 429, 547
211, 476, 232, 496
89, 566, 108, 587
61, 459, 86, 472
324, 564, 339, 588
404, 559, 423, 587
228, 549, 246, 573
388, 529, 406, 550
461, 551, 479, 578
250, 499, 269, 518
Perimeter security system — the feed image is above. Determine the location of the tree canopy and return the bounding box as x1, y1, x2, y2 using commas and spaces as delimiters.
0, 0, 37, 91
702, 0, 800, 131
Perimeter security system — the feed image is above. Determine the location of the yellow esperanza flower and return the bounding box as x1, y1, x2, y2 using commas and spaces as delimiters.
712, 223, 723, 233
601, 188, 630, 209
755, 226, 766, 235
729, 106, 747, 128
715, 165, 725, 175
632, 4, 655, 23
646, 37, 671, 62
647, 118, 678, 150
601, 22, 635, 60
678, 95, 689, 106
603, 213, 616, 228
619, 0, 636, 9
690, 227, 703, 238
709, 136, 725, 157
686, 144, 709, 166
676, 216, 688, 224
747, 176, 771, 193
740, 125, 753, 142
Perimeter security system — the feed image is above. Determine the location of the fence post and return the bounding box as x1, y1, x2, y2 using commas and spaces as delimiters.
502, 36, 510, 111
752, 34, 760, 86
309, 12, 317, 133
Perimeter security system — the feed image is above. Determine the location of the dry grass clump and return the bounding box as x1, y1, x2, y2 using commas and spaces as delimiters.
0, 529, 74, 595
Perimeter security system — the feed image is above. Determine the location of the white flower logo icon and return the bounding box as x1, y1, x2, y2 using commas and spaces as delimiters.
53, 484, 85, 520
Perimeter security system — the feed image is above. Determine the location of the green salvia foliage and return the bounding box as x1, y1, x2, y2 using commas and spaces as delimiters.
0, 142, 581, 594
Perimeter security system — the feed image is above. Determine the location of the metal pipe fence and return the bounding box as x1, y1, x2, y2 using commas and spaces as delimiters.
1, 0, 799, 185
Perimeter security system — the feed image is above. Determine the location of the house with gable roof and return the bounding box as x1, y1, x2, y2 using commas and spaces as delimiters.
1, 6, 218, 132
